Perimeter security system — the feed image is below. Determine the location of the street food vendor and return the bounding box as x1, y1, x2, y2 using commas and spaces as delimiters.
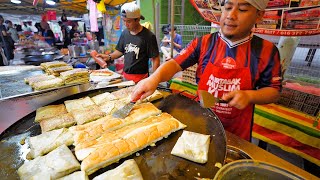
131, 0, 282, 141
96, 3, 160, 83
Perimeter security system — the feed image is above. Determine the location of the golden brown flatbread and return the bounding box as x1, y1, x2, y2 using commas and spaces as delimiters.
64, 97, 95, 113
91, 92, 117, 105
90, 69, 113, 76
35, 104, 67, 122
32, 77, 64, 90
79, 112, 186, 174
40, 113, 76, 132
71, 105, 106, 125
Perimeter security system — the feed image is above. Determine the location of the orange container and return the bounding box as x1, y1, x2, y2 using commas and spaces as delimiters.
90, 50, 107, 68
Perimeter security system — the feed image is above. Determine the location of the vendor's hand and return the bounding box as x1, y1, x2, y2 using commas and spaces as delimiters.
96, 54, 108, 61
222, 90, 251, 110
131, 77, 159, 101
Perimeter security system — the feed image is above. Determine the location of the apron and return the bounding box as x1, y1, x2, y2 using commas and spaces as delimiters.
123, 72, 148, 83
197, 43, 254, 141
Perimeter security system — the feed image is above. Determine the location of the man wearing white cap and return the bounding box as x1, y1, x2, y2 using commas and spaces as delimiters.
132, 0, 282, 141
97, 3, 160, 83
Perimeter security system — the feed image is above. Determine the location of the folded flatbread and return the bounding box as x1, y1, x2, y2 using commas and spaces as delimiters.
57, 171, 89, 180
60, 68, 89, 85
111, 86, 135, 100
35, 104, 67, 122
26, 75, 56, 86
80, 112, 186, 174
28, 128, 74, 159
40, 113, 76, 132
32, 77, 64, 90
92, 159, 143, 180
171, 130, 210, 164
60, 68, 89, 78
137, 90, 164, 104
71, 105, 106, 125
91, 92, 117, 105
64, 96, 95, 112
99, 97, 131, 115
24, 74, 50, 84
47, 65, 73, 76
90, 69, 113, 76
18, 145, 80, 180
64, 77, 89, 85
40, 61, 68, 69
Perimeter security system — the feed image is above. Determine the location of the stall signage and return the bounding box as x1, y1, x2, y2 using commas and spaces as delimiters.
190, 0, 320, 36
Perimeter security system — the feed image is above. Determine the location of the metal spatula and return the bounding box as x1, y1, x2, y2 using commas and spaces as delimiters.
198, 90, 228, 108
112, 93, 142, 119
112, 101, 136, 118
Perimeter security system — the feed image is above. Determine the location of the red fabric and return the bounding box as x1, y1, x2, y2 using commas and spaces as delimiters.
123, 72, 148, 83
47, 11, 57, 21
197, 44, 253, 141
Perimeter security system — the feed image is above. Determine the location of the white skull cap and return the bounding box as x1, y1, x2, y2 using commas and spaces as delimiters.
244, 0, 269, 10
121, 2, 145, 20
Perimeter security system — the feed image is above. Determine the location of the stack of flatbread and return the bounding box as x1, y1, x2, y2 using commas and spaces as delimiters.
47, 65, 74, 76
24, 74, 55, 85
60, 68, 89, 85
40, 61, 71, 76
19, 87, 189, 179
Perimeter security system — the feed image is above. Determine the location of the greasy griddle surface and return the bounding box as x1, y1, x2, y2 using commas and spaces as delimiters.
0, 88, 226, 179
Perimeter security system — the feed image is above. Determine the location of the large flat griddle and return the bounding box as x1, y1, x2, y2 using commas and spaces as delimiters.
0, 88, 226, 179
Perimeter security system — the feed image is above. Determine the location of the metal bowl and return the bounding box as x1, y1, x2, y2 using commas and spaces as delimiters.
214, 160, 304, 180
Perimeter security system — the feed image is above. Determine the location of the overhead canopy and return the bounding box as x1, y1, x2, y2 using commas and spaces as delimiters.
0, 0, 134, 16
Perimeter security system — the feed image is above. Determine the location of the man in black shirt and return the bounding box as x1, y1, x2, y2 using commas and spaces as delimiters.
96, 3, 160, 83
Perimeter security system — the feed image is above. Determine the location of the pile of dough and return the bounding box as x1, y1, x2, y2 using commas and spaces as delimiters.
18, 145, 80, 180
92, 159, 143, 180
28, 128, 74, 159
171, 130, 210, 164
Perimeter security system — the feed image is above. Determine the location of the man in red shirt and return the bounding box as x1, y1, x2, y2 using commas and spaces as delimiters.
131, 0, 282, 141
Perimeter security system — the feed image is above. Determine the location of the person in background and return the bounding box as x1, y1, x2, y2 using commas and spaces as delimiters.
0, 15, 14, 64
160, 24, 183, 61
60, 24, 71, 48
69, 23, 80, 40
6, 20, 19, 43
40, 22, 55, 46
96, 3, 160, 83
131, 0, 282, 141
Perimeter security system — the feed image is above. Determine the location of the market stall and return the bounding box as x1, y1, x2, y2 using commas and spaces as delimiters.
0, 0, 319, 179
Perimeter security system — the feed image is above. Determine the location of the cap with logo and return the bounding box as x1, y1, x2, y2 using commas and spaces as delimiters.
244, 0, 269, 10
121, 3, 145, 20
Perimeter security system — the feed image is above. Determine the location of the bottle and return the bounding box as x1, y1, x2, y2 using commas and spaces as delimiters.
90, 50, 107, 68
